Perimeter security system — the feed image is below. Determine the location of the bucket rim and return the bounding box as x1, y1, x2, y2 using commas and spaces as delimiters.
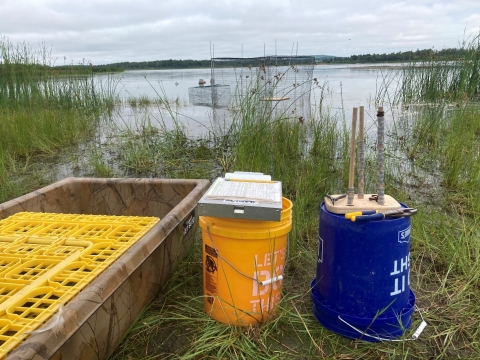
199, 215, 292, 240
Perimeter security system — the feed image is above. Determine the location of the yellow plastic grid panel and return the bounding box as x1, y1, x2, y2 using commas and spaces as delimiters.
104, 225, 148, 243
1, 236, 57, 257
6, 212, 61, 221
0, 257, 22, 277
81, 215, 160, 227
48, 261, 98, 289
43, 240, 93, 258
68, 224, 113, 240
83, 215, 158, 226
4, 259, 65, 282
0, 282, 24, 305
9, 212, 159, 227
0, 212, 159, 357
0, 221, 48, 236
0, 319, 32, 359
6, 286, 68, 323
81, 242, 128, 267
33, 222, 79, 238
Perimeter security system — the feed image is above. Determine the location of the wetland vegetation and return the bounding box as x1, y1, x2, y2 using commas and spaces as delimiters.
1, 35, 479, 359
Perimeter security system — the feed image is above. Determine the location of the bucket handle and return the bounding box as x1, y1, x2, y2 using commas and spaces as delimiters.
206, 226, 284, 286
337, 305, 427, 342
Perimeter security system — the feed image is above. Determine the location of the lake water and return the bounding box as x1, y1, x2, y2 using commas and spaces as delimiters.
100, 63, 401, 137
48, 63, 410, 182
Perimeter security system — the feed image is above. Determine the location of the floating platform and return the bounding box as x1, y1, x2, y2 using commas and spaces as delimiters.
0, 177, 209, 360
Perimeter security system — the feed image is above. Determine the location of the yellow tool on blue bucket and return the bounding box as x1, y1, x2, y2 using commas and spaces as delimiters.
345, 208, 417, 222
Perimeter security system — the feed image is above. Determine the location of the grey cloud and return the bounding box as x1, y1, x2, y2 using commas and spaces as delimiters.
0, 0, 477, 64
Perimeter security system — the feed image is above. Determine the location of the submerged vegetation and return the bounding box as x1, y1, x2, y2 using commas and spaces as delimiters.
1, 34, 480, 359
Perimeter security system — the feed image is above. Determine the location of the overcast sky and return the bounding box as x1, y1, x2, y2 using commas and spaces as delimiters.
0, 0, 479, 65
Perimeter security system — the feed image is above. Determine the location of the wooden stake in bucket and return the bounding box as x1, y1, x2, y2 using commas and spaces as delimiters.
347, 108, 357, 206
325, 106, 401, 213
357, 106, 365, 200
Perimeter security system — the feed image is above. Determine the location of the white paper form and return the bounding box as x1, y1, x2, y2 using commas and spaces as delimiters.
205, 178, 282, 203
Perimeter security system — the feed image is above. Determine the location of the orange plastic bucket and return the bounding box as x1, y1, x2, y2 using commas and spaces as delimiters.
199, 197, 292, 326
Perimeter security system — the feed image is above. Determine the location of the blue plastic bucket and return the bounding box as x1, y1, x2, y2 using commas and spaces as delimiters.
312, 202, 415, 341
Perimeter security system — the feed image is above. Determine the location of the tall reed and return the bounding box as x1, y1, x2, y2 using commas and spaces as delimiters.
0, 37, 118, 157
399, 34, 480, 104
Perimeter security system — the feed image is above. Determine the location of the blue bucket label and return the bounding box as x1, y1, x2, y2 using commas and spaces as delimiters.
398, 226, 410, 243
390, 254, 410, 296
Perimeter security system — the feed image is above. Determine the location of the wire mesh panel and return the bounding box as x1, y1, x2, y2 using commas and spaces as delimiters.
212, 56, 315, 119
188, 85, 231, 107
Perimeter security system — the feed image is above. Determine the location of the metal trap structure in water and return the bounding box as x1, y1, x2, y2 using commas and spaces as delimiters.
188, 56, 315, 119
188, 84, 231, 108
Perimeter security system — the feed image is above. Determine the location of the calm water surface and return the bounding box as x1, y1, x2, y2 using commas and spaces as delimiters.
100, 64, 400, 136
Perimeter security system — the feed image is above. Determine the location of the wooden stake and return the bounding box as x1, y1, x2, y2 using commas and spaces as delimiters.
377, 106, 385, 205
347, 108, 357, 206
358, 106, 365, 199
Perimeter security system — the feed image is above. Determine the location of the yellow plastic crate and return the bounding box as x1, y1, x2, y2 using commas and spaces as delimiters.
33, 222, 80, 238
48, 261, 98, 288
0, 257, 22, 277
43, 239, 93, 258
0, 212, 159, 357
69, 223, 113, 239
9, 212, 159, 227
0, 221, 46, 236
4, 259, 65, 282
0, 282, 24, 305
0, 319, 31, 358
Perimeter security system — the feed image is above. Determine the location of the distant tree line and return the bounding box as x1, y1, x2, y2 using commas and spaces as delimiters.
99, 59, 211, 70
82, 47, 471, 72
96, 57, 315, 70
91, 66, 124, 73
52, 65, 124, 73
324, 48, 469, 63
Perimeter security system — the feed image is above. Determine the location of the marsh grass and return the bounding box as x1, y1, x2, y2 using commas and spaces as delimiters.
0, 37, 118, 202
398, 34, 480, 104
0, 37, 118, 157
